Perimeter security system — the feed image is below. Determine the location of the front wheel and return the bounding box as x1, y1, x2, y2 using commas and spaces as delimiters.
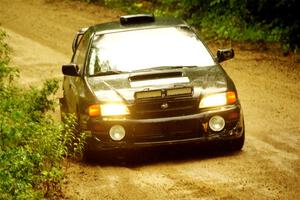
225, 132, 245, 151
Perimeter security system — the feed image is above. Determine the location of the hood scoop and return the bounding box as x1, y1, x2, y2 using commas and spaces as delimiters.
129, 70, 189, 87
129, 70, 183, 82
134, 86, 193, 100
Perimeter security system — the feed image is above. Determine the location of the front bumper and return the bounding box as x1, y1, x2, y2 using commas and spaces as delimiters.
85, 104, 244, 150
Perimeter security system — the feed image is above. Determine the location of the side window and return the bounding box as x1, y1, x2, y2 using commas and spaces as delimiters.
72, 33, 90, 74
88, 48, 102, 76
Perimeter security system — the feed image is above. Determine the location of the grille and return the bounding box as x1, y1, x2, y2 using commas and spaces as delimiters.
131, 97, 198, 119
131, 118, 203, 143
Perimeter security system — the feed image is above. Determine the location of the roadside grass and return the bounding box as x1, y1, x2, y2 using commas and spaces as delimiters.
0, 29, 85, 199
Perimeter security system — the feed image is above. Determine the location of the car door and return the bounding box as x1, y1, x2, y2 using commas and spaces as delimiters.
64, 32, 91, 114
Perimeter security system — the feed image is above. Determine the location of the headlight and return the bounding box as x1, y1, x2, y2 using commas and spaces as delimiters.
109, 125, 126, 141
100, 103, 129, 116
199, 91, 236, 109
209, 115, 225, 131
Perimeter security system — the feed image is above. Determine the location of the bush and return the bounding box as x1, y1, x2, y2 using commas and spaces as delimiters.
0, 79, 61, 198
0, 29, 86, 199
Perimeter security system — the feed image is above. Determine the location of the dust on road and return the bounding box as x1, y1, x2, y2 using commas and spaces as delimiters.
0, 0, 300, 199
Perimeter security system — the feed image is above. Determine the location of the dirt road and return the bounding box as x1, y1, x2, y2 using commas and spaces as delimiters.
1, 0, 300, 199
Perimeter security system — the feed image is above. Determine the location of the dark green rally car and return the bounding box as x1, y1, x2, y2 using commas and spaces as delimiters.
60, 14, 245, 152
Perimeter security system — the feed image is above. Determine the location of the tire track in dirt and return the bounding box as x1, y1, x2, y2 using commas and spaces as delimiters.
3, 27, 67, 86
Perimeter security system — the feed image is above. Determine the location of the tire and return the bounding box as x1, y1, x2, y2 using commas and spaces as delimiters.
82, 149, 97, 162
225, 116, 245, 151
225, 132, 245, 151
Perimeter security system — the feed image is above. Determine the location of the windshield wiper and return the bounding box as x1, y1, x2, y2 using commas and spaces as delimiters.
132, 66, 198, 72
90, 70, 126, 77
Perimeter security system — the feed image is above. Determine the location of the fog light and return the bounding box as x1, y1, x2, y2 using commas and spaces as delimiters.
209, 116, 225, 132
109, 125, 126, 141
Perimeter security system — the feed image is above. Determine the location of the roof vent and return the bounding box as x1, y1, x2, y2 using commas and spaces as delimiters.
120, 14, 155, 25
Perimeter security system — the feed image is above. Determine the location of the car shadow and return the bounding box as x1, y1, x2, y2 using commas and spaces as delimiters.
84, 143, 243, 167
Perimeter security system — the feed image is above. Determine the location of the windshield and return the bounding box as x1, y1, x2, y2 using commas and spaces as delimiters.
87, 27, 215, 76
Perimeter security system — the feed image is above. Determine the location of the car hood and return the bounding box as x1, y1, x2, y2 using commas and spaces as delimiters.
86, 66, 228, 103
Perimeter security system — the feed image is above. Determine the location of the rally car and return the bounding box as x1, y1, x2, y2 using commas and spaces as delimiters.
60, 14, 245, 153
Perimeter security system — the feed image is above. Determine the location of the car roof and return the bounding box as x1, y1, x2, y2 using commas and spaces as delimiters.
88, 15, 188, 35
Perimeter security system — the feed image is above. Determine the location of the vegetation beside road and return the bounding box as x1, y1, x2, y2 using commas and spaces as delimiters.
87, 0, 299, 52
0, 30, 85, 199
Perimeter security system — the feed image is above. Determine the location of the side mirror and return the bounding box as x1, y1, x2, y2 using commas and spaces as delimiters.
62, 64, 79, 76
216, 48, 234, 63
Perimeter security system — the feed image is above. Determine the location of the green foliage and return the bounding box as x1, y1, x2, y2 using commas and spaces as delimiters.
0, 29, 86, 199
61, 113, 87, 160
0, 81, 61, 198
0, 30, 18, 85
93, 0, 299, 51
